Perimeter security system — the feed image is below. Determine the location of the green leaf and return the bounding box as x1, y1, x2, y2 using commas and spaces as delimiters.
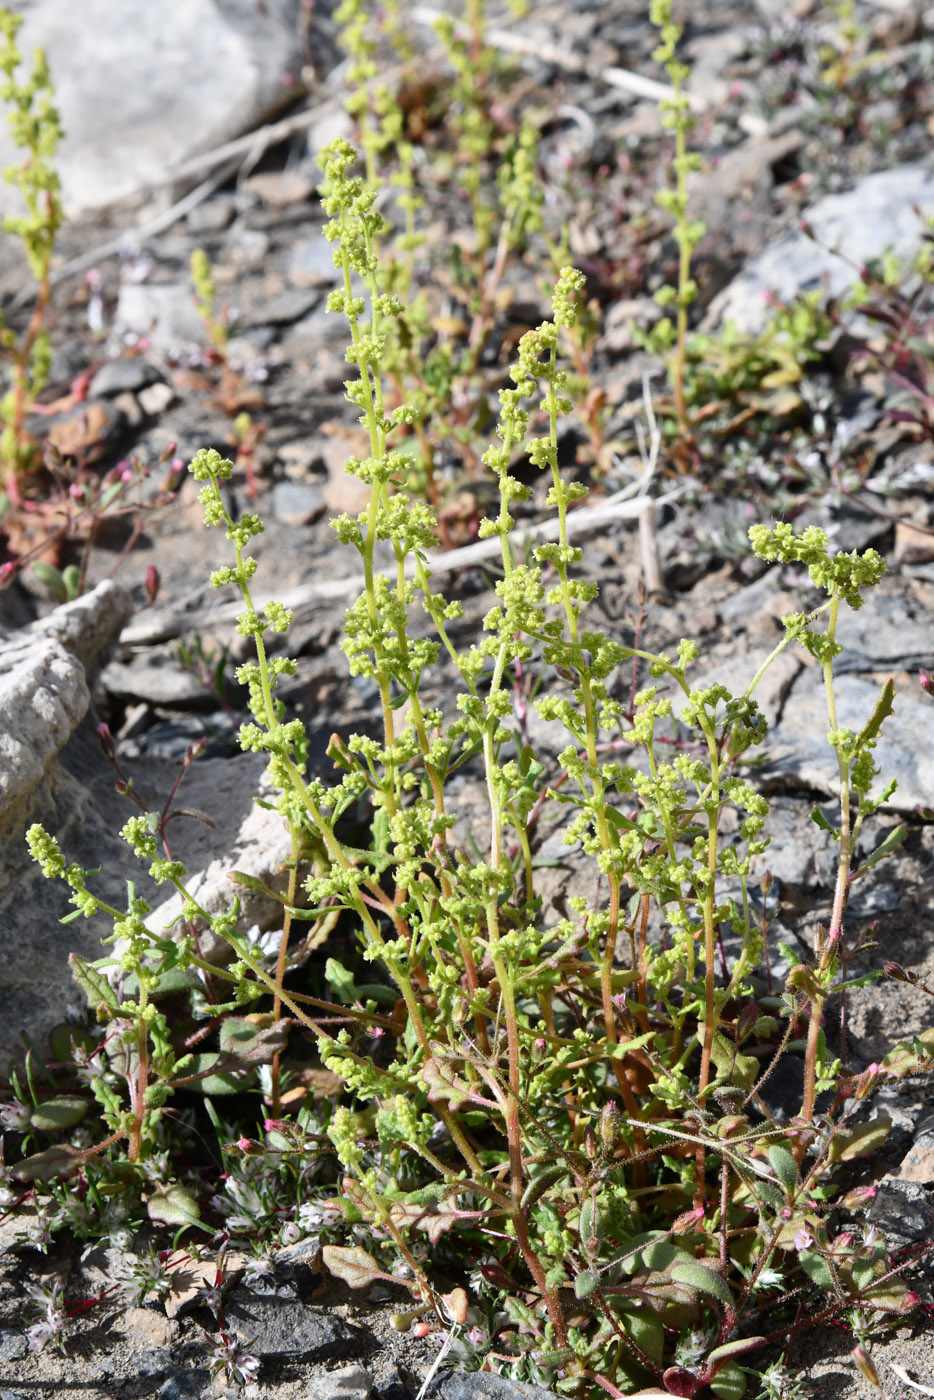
855, 824, 907, 876
798, 1251, 835, 1292
355, 983, 399, 1007
69, 953, 122, 1013
854, 678, 895, 753
531, 1349, 575, 1371
809, 807, 837, 834
322, 1244, 384, 1289
11, 1144, 86, 1182
521, 1163, 566, 1210
227, 870, 266, 892
325, 958, 358, 1004
827, 1117, 891, 1163
609, 1030, 655, 1059
881, 1026, 934, 1078
218, 1017, 289, 1063
641, 1240, 694, 1271
671, 1261, 733, 1306
30, 560, 69, 603
708, 1337, 766, 1363
184, 1051, 251, 1095
147, 1182, 201, 1227
624, 1306, 665, 1365
61, 564, 81, 600
710, 1361, 746, 1399
702, 1027, 758, 1090
768, 1144, 798, 1195
574, 1270, 599, 1299
30, 1095, 88, 1132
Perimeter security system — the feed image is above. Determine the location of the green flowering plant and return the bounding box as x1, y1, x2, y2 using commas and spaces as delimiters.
642, 0, 705, 439
0, 5, 63, 507
15, 132, 934, 1398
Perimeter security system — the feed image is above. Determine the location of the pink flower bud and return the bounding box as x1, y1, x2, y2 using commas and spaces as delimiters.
854, 1063, 880, 1101
851, 1345, 881, 1388
840, 1185, 876, 1210
145, 565, 160, 606
96, 722, 116, 761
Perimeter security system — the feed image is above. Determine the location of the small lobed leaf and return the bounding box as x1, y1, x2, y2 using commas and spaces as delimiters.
322, 1244, 385, 1289
441, 1287, 468, 1325
147, 1182, 201, 1228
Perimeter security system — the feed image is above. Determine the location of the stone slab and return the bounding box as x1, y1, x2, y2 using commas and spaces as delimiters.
0, 0, 304, 217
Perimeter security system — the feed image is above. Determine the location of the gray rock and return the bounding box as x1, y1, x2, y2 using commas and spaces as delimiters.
687, 130, 802, 257
242, 168, 316, 207
0, 581, 36, 639
670, 647, 803, 730
0, 0, 304, 217
224, 1294, 361, 1359
755, 795, 841, 893
307, 1365, 374, 1400
225, 226, 271, 271
24, 397, 126, 456
848, 881, 899, 916
112, 390, 144, 429
706, 165, 934, 334
114, 283, 206, 353
0, 643, 89, 825
90, 358, 163, 397
868, 1175, 934, 1248
100, 658, 212, 707
288, 234, 341, 287
136, 1349, 175, 1379
186, 196, 236, 235
833, 587, 934, 674
138, 382, 177, 416
428, 1375, 559, 1400
0, 1329, 26, 1360
0, 582, 133, 819
0, 583, 135, 1065
157, 1371, 212, 1400
119, 607, 187, 647
767, 672, 934, 814
247, 287, 322, 327
718, 566, 783, 626
790, 500, 892, 557
144, 754, 294, 958
272, 479, 326, 526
